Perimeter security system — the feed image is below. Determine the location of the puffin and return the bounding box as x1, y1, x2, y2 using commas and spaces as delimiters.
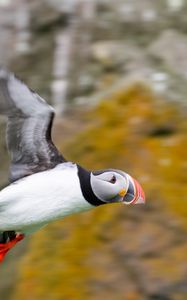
0, 69, 145, 262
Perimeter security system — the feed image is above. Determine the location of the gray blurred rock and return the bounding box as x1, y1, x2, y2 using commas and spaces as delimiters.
149, 30, 187, 80
91, 41, 126, 69
167, 0, 184, 11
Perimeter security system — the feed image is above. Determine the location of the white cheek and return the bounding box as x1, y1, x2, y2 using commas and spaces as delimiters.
96, 182, 117, 200
91, 176, 118, 201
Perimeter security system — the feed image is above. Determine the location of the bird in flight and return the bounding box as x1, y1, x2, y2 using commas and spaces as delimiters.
0, 69, 145, 262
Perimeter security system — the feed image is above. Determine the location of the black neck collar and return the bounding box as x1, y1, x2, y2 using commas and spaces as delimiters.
77, 165, 105, 206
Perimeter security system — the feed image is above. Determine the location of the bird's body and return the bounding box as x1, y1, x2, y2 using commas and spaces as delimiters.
0, 68, 145, 262
0, 163, 92, 234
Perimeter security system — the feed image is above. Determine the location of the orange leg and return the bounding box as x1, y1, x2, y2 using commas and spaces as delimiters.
0, 233, 24, 263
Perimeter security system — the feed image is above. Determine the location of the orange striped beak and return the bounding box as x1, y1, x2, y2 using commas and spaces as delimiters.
122, 175, 145, 205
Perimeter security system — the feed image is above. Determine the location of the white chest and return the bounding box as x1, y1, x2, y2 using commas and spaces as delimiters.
0, 164, 92, 233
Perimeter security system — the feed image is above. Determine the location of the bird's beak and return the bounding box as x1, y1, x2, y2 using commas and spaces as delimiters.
122, 175, 145, 205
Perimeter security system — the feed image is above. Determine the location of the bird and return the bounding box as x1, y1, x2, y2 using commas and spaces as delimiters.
0, 69, 145, 262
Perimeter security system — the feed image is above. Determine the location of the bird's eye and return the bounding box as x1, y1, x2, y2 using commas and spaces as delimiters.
110, 175, 116, 184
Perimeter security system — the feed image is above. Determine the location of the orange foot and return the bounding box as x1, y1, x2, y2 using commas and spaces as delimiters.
0, 233, 24, 263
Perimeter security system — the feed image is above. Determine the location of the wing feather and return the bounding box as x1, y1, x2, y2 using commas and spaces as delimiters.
0, 69, 66, 182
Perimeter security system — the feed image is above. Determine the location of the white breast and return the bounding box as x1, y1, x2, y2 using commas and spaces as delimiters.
0, 164, 92, 233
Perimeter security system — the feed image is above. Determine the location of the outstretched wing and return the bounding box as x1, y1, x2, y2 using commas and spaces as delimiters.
0, 69, 66, 183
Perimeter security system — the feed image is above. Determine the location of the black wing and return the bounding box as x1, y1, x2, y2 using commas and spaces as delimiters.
0, 69, 66, 183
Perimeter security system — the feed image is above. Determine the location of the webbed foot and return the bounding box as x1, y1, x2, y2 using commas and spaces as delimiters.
0, 231, 24, 262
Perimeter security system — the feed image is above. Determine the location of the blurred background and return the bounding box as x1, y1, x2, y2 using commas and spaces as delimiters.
0, 0, 187, 299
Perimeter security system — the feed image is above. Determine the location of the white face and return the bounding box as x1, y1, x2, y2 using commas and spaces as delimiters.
90, 171, 129, 203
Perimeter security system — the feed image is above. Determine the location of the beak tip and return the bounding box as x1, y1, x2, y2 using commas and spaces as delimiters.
130, 176, 145, 205
134, 196, 145, 204
133, 179, 145, 205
